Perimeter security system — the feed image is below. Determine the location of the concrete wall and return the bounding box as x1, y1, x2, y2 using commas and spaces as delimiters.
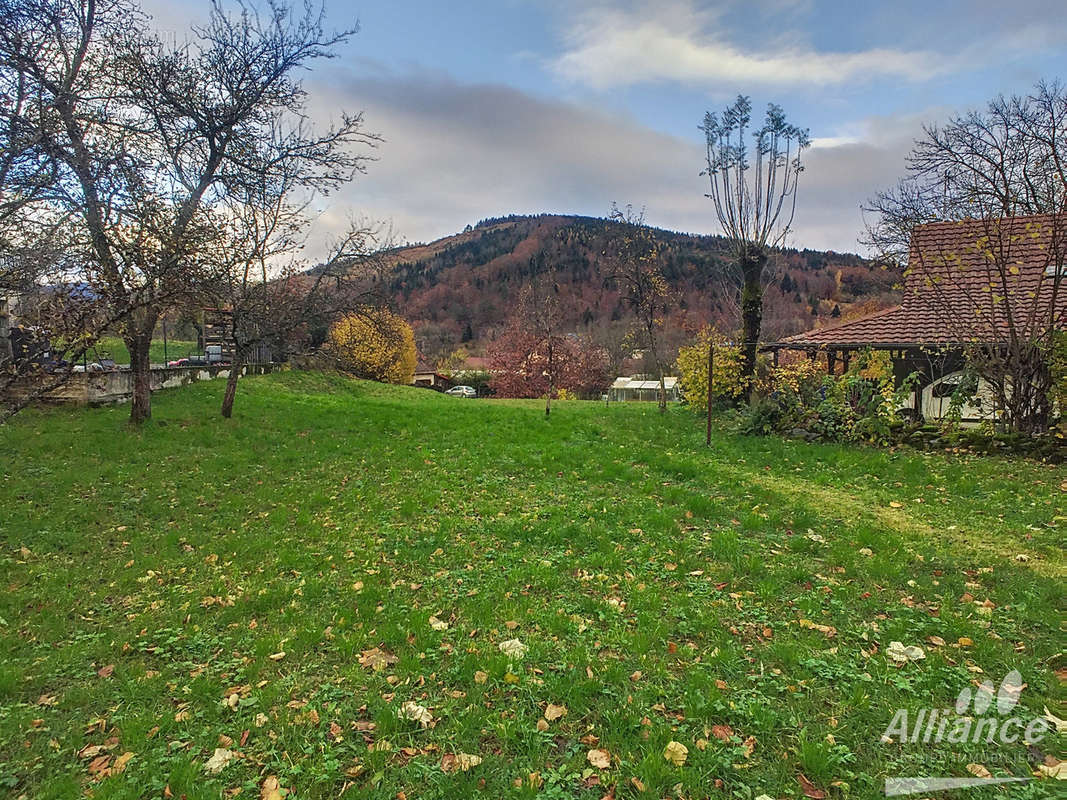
6, 363, 277, 406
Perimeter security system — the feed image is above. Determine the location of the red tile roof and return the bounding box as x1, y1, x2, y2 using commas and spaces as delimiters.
773, 214, 1066, 350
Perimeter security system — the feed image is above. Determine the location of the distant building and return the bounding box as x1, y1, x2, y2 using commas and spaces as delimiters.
609, 375, 681, 402
413, 363, 453, 391
765, 214, 1066, 423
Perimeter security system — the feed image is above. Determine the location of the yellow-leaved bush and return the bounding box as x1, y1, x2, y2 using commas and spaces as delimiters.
327, 309, 417, 385
676, 327, 745, 412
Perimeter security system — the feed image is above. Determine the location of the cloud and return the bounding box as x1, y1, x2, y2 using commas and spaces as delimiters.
549, 1, 944, 89
298, 68, 927, 256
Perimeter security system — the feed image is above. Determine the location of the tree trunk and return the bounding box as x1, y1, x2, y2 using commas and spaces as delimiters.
739, 251, 767, 391
657, 368, 667, 413
220, 355, 243, 418
127, 330, 154, 424
124, 307, 161, 425
545, 341, 553, 417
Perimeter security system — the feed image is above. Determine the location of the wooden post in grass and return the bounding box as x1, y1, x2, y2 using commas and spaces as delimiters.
705, 338, 714, 446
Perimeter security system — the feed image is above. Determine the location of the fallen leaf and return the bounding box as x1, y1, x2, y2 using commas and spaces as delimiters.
268, 652, 285, 661
710, 724, 733, 742
359, 647, 398, 671
536, 718, 549, 732
662, 741, 687, 766
203, 748, 234, 775
886, 641, 926, 663
441, 752, 483, 773
1038, 757, 1066, 779
798, 773, 826, 799
260, 775, 285, 800
498, 639, 527, 659
473, 670, 488, 684
630, 776, 646, 792
587, 748, 612, 769
1043, 707, 1067, 733
966, 764, 992, 779
112, 752, 134, 774
97, 664, 115, 679
398, 701, 433, 728
544, 703, 568, 722
429, 615, 449, 631
797, 619, 837, 638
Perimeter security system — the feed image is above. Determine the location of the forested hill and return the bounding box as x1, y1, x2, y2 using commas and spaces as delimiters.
385, 214, 901, 363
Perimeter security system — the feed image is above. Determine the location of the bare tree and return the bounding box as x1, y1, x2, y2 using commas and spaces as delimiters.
865, 81, 1066, 433
1, 0, 375, 423
210, 186, 393, 418
603, 203, 672, 412
701, 96, 810, 387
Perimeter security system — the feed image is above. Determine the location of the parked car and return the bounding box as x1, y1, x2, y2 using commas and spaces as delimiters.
167, 358, 189, 367
445, 385, 477, 398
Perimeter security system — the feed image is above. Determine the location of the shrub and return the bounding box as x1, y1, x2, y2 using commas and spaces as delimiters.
740, 350, 911, 444
326, 309, 417, 384
676, 327, 745, 412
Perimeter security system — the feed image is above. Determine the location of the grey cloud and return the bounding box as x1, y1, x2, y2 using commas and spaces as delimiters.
302, 68, 926, 256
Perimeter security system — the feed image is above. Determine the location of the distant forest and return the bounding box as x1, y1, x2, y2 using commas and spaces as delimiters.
384, 214, 901, 365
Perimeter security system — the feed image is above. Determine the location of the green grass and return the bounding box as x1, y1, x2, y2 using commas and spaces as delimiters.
89, 336, 200, 366
0, 373, 1063, 799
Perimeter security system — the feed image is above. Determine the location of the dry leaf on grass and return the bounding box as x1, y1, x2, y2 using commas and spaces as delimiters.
797, 773, 826, 799
710, 724, 733, 742
398, 701, 433, 728
359, 647, 398, 671
429, 615, 448, 631
544, 703, 567, 721
1042, 707, 1066, 733
966, 764, 992, 779
203, 747, 234, 775
1038, 757, 1066, 779
662, 741, 687, 766
587, 748, 612, 769
498, 639, 527, 659
797, 619, 837, 638
886, 641, 926, 663
441, 752, 483, 773
260, 775, 285, 800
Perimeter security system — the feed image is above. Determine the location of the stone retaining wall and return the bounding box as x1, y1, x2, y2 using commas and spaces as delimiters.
6, 363, 277, 406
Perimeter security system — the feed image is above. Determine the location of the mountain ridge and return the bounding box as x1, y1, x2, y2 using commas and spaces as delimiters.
382, 213, 901, 365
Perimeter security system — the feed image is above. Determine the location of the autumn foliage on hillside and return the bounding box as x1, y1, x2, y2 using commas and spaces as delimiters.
387, 215, 900, 363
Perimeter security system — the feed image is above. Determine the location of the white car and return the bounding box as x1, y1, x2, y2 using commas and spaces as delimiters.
445, 385, 477, 398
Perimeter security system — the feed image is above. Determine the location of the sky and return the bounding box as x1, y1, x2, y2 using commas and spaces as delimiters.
144, 0, 1066, 255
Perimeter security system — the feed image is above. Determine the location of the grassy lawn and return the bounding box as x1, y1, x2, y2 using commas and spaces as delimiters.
88, 336, 201, 366
1, 373, 1063, 799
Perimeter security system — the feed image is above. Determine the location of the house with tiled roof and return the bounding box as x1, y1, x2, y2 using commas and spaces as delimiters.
766, 214, 1066, 422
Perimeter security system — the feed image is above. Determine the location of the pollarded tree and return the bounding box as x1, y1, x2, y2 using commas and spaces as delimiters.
700, 96, 810, 389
